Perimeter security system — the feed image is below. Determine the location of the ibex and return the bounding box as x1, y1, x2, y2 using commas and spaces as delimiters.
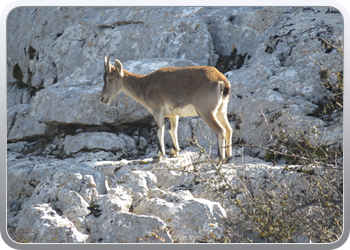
101, 55, 233, 161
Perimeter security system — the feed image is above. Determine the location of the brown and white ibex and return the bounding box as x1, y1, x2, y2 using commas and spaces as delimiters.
101, 55, 233, 161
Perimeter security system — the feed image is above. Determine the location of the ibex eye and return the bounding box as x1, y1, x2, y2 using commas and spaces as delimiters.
108, 79, 113, 83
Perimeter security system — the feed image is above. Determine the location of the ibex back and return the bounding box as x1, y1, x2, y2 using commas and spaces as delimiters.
101, 55, 233, 161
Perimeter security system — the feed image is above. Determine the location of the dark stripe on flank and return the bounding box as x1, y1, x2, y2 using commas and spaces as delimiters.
223, 79, 231, 97
223, 87, 230, 97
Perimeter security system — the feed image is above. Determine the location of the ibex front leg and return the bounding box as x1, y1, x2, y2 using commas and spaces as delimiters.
153, 110, 166, 162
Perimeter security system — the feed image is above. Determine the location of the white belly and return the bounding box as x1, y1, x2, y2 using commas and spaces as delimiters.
165, 104, 198, 117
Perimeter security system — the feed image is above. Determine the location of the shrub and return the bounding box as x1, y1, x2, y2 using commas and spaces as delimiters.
189, 130, 342, 243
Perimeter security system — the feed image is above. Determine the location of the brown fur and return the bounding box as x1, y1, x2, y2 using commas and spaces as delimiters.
101, 56, 233, 160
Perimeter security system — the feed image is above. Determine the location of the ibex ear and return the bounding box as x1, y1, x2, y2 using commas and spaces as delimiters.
104, 54, 112, 73
114, 59, 124, 77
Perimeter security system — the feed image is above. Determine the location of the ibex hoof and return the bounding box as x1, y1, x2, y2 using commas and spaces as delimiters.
222, 156, 232, 164
152, 156, 162, 162
169, 148, 179, 158
169, 153, 178, 158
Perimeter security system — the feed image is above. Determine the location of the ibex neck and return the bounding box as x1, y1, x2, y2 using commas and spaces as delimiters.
122, 70, 147, 104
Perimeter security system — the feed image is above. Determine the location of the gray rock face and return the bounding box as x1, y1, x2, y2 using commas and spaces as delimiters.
7, 83, 32, 108
134, 197, 227, 242
30, 58, 196, 126
7, 6, 343, 156
86, 212, 172, 243
7, 104, 47, 141
12, 204, 89, 243
7, 6, 343, 244
222, 7, 343, 147
63, 132, 127, 155
7, 7, 215, 86
7, 150, 335, 243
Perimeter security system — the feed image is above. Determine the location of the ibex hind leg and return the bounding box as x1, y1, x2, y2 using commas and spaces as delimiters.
196, 109, 226, 159
216, 100, 233, 159
168, 116, 180, 158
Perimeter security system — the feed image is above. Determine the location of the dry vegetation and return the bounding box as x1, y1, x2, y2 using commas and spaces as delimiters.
185, 39, 343, 243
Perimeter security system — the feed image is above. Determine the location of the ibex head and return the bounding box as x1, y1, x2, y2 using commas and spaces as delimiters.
101, 54, 124, 104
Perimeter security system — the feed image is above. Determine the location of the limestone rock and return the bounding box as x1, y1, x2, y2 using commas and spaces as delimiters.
6, 6, 343, 244
7, 7, 343, 153
7, 83, 32, 108
7, 104, 47, 141
85, 212, 172, 243
134, 196, 227, 243
11, 204, 88, 243
7, 147, 338, 243
63, 132, 126, 155
30, 58, 197, 126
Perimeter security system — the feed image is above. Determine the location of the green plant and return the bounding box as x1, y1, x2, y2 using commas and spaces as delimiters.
135, 229, 166, 243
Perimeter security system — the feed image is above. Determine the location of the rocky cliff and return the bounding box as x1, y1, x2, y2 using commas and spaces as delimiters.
7, 6, 343, 243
